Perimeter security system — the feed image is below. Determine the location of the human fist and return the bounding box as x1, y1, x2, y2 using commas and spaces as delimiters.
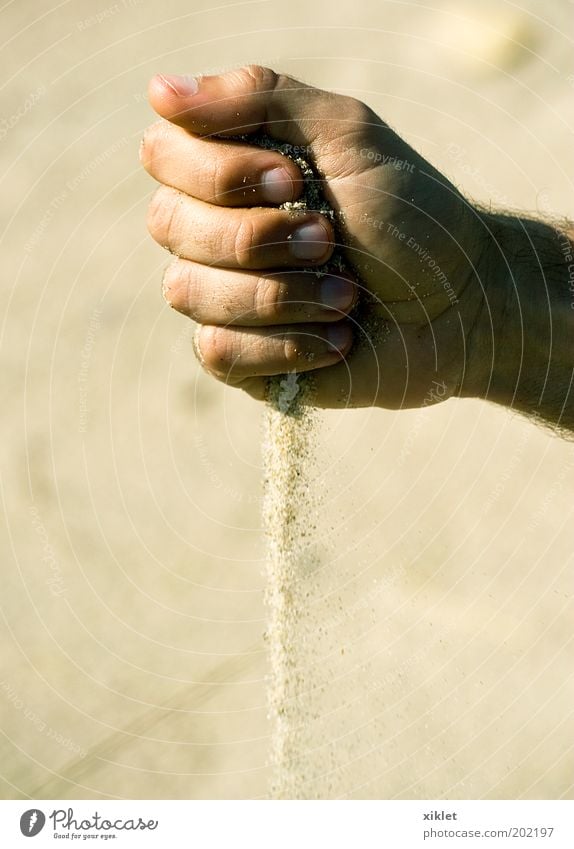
142, 66, 490, 408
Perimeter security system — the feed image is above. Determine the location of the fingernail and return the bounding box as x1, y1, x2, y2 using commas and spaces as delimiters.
326, 323, 352, 354
261, 167, 294, 203
159, 73, 199, 97
320, 276, 355, 312
289, 221, 330, 260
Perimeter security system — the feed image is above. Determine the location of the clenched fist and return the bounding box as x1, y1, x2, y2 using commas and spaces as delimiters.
140, 66, 522, 412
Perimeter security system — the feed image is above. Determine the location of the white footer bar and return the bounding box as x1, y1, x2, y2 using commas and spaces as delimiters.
0, 800, 572, 848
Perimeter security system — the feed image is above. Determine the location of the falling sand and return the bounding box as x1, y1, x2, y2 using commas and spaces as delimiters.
262, 374, 317, 798
255, 136, 349, 798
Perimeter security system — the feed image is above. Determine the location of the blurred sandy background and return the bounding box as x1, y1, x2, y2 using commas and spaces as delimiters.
1, 0, 573, 800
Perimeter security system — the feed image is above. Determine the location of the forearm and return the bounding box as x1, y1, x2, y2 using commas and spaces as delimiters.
463, 211, 574, 432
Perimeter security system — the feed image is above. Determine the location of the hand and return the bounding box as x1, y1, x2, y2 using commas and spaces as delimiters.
142, 66, 492, 409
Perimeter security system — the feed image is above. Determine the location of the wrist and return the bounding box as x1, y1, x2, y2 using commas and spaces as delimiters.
455, 210, 511, 402
462, 211, 574, 426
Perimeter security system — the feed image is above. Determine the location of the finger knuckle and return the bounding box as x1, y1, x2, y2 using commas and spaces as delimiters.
282, 333, 303, 368
211, 156, 234, 203
197, 325, 234, 377
242, 64, 278, 94
233, 216, 257, 267
163, 260, 199, 316
345, 96, 375, 129
147, 186, 179, 246
254, 276, 287, 321
161, 260, 179, 305
140, 121, 163, 171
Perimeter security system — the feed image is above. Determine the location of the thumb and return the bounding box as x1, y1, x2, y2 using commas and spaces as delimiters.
147, 65, 380, 150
